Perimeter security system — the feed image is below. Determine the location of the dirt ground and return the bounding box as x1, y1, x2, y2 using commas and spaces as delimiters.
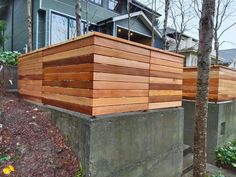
0, 93, 79, 177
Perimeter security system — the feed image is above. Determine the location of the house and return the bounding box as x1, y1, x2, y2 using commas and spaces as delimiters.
219, 48, 236, 68
162, 27, 222, 66
0, 0, 163, 53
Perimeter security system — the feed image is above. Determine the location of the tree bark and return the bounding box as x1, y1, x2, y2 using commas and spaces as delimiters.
151, 0, 156, 47
75, 0, 81, 36
27, 0, 32, 52
193, 0, 216, 177
127, 0, 131, 41
163, 0, 170, 50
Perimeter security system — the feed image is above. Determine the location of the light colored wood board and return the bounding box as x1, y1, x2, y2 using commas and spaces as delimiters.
92, 103, 148, 116
43, 86, 93, 98
149, 90, 182, 96
19, 84, 42, 91
18, 51, 43, 62
43, 36, 94, 56
93, 97, 148, 107
93, 90, 148, 98
151, 51, 184, 64
44, 63, 93, 74
94, 36, 151, 56
19, 80, 42, 86
93, 72, 149, 83
94, 54, 149, 69
150, 64, 183, 73
93, 45, 150, 63
150, 70, 183, 79
150, 83, 182, 90
149, 95, 182, 103
43, 92, 92, 106
150, 77, 182, 85
43, 46, 94, 62
44, 72, 93, 81
150, 57, 183, 68
93, 81, 149, 90
149, 101, 182, 109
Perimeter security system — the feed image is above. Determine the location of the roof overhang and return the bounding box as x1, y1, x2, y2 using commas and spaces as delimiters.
101, 11, 161, 37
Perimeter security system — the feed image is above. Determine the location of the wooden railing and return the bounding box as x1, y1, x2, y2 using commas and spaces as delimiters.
18, 32, 184, 116
183, 66, 236, 102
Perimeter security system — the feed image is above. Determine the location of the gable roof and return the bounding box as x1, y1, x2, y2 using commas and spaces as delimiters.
219, 48, 236, 64
98, 11, 161, 37
131, 0, 161, 17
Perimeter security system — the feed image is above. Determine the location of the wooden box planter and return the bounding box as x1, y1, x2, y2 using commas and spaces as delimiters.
183, 66, 236, 102
18, 32, 184, 116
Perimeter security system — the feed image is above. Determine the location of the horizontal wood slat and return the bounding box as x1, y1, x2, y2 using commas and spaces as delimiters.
183, 66, 236, 102
18, 32, 184, 116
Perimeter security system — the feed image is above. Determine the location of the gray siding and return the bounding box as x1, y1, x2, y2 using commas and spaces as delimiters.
3, 5, 12, 51
115, 17, 152, 37
41, 0, 122, 23
13, 0, 28, 53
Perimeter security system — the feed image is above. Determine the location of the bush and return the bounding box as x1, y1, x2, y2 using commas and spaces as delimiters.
0, 51, 20, 66
216, 140, 236, 169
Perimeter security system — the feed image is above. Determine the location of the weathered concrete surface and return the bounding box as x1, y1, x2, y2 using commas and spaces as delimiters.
183, 100, 236, 164
47, 106, 184, 177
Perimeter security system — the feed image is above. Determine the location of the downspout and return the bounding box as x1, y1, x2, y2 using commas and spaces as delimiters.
11, 0, 14, 51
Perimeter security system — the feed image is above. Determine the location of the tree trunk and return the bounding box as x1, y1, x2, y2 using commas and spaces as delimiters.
86, 0, 89, 33
214, 33, 219, 64
27, 0, 32, 52
127, 0, 131, 41
151, 0, 156, 47
163, 0, 170, 50
193, 0, 216, 177
75, 0, 81, 36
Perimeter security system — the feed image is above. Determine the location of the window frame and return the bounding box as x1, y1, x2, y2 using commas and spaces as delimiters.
107, 0, 122, 13
50, 11, 85, 45
89, 0, 103, 6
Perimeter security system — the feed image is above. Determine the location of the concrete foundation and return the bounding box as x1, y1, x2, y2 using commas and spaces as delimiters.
47, 106, 184, 177
183, 100, 236, 164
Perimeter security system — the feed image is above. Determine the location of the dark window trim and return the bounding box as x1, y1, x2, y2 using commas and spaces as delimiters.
89, 0, 103, 7
107, 0, 122, 14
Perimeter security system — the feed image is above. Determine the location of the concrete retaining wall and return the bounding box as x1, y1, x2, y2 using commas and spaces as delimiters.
183, 100, 236, 164
47, 106, 184, 177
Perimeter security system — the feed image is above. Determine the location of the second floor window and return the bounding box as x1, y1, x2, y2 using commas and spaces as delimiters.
90, 0, 102, 5
108, 0, 122, 13
51, 12, 86, 45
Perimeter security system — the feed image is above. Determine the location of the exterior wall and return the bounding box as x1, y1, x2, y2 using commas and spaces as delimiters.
183, 100, 236, 164
48, 106, 184, 177
3, 4, 13, 51
115, 17, 152, 37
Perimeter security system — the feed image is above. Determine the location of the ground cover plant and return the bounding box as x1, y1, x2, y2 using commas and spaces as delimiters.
0, 51, 20, 66
216, 140, 236, 170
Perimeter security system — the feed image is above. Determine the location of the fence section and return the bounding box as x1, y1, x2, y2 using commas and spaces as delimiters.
18, 51, 43, 103
18, 32, 184, 116
183, 66, 236, 102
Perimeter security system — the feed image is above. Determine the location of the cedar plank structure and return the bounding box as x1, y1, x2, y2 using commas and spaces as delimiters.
183, 66, 236, 102
18, 32, 184, 116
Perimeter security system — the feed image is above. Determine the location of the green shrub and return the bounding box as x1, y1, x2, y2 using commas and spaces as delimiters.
216, 140, 236, 168
0, 51, 20, 66
207, 174, 225, 177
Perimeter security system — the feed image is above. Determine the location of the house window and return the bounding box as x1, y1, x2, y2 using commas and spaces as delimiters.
90, 0, 102, 5
108, 0, 122, 13
50, 12, 85, 44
